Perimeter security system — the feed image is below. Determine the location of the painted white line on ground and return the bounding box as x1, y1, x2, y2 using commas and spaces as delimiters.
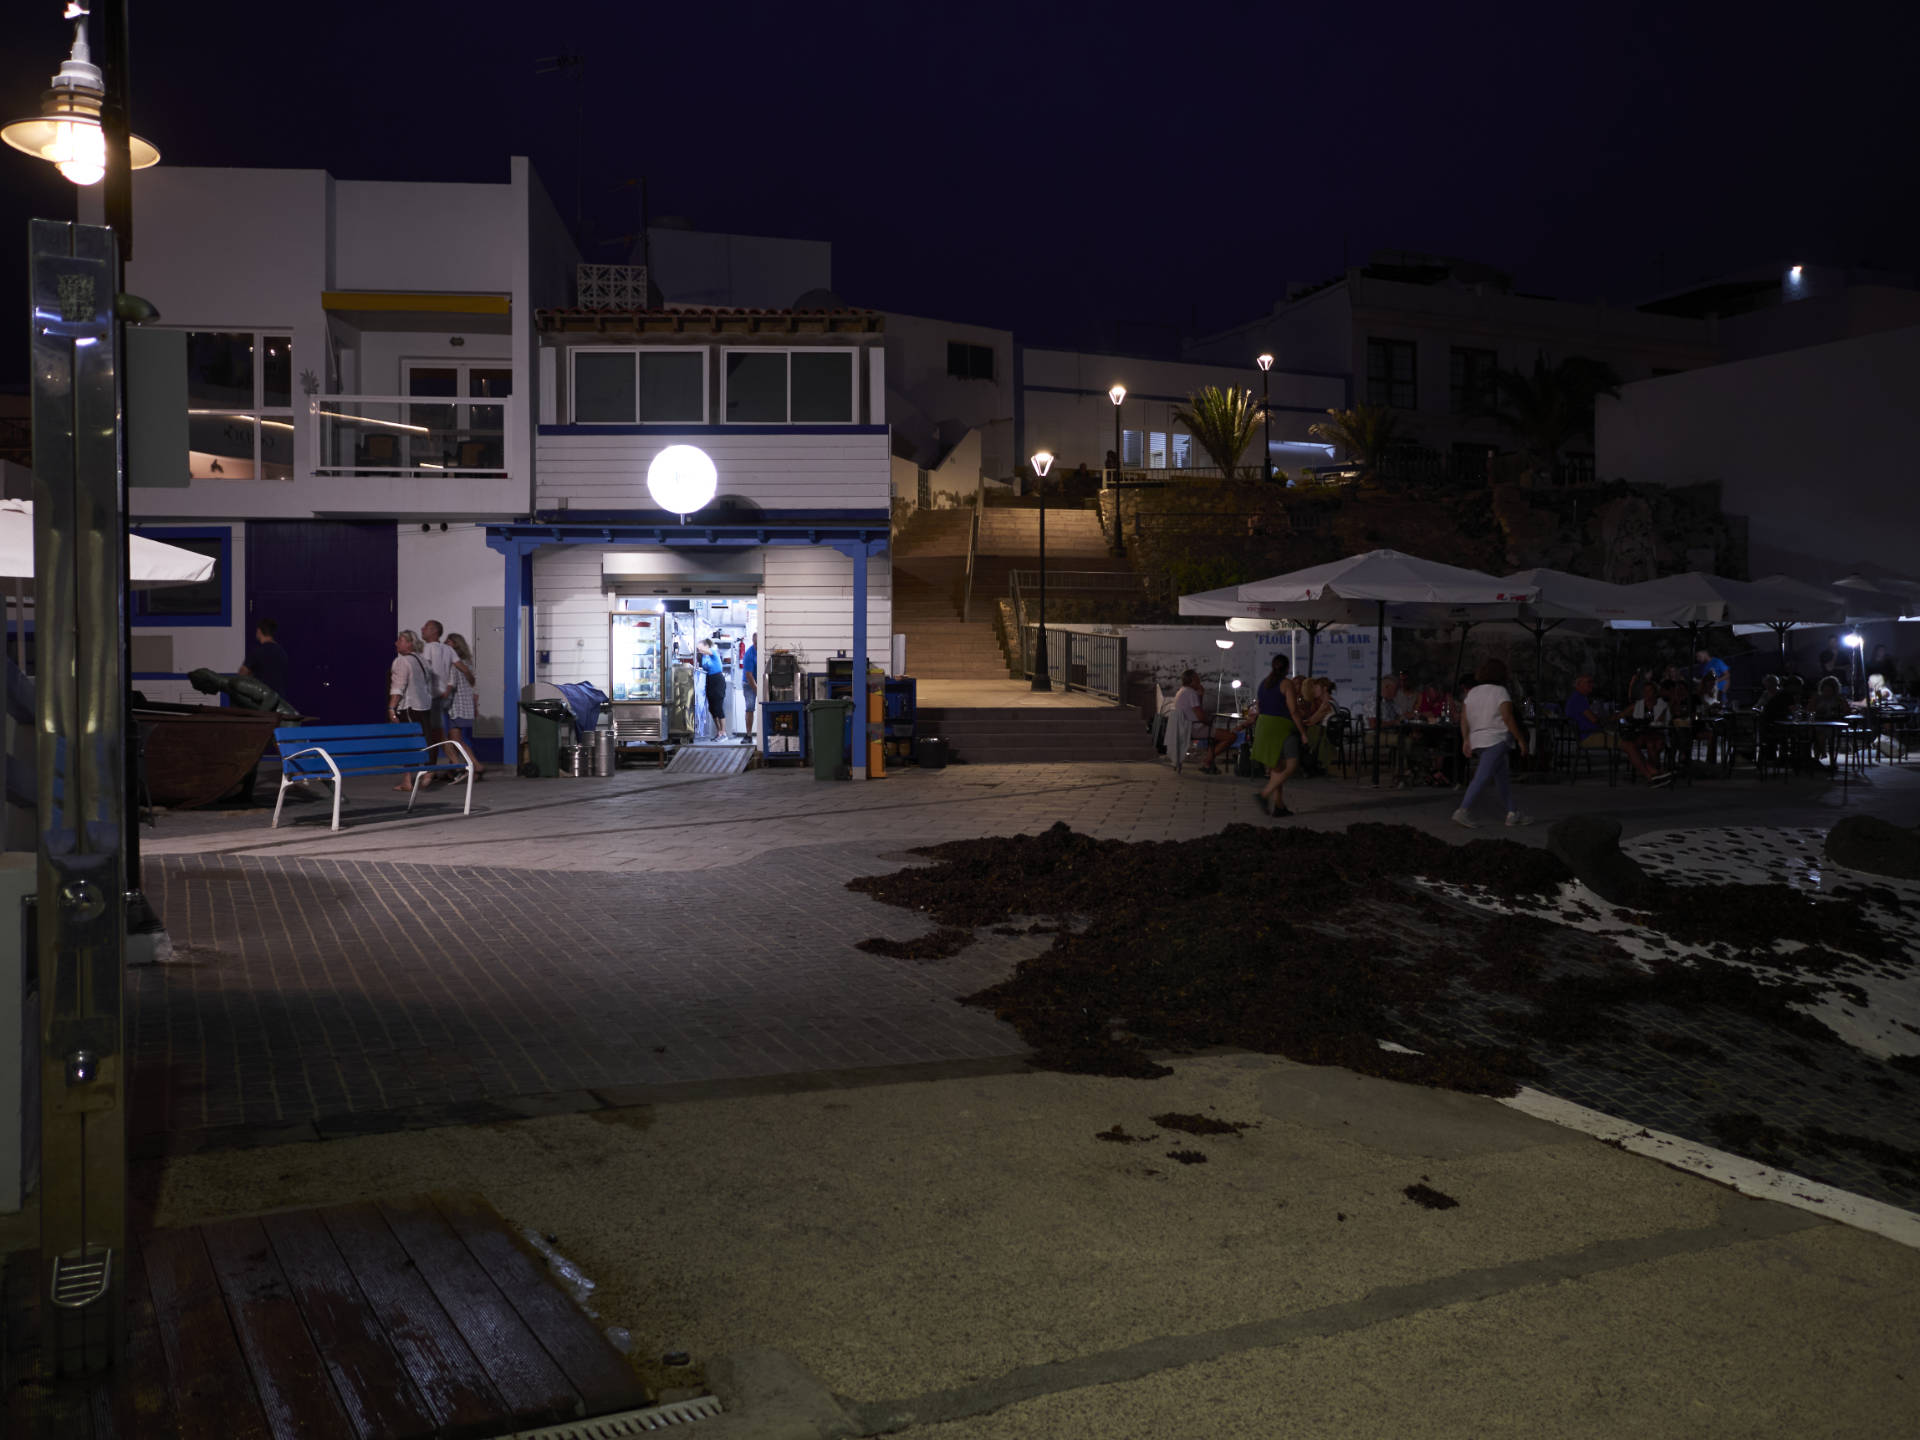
1499, 1086, 1920, 1251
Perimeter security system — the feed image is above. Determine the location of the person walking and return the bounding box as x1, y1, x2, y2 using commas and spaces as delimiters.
237, 617, 291, 705
445, 632, 484, 779
1453, 657, 1530, 828
388, 630, 434, 791
740, 630, 759, 742
1251, 655, 1301, 817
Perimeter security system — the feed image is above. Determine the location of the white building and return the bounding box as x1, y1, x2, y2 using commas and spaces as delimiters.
1596, 323, 1920, 588
93, 164, 893, 770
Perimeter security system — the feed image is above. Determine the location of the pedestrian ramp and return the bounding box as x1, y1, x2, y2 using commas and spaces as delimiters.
667, 742, 755, 777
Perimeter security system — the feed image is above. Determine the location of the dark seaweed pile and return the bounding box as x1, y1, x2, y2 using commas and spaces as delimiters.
845, 822, 1919, 1162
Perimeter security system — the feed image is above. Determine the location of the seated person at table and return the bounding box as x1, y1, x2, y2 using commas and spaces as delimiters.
1564, 674, 1618, 751
1416, 682, 1446, 720
1375, 675, 1404, 724
1200, 697, 1256, 772
1812, 674, 1849, 721
1624, 682, 1674, 784
1297, 677, 1336, 774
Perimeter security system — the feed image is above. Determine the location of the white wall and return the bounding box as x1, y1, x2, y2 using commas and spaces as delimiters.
1121, 623, 1390, 707
762, 546, 891, 671
332, 178, 522, 294
1597, 324, 1920, 583
882, 312, 1016, 474
397, 523, 501, 650
535, 430, 890, 512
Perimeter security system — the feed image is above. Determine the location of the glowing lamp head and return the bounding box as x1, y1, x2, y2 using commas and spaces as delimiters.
1789, 265, 1804, 281
1231, 678, 1243, 689
1107, 384, 1126, 406
646, 443, 718, 515
1843, 631, 1863, 649
1214, 638, 1235, 651
1, 15, 160, 185
1255, 353, 1274, 372
1030, 450, 1054, 478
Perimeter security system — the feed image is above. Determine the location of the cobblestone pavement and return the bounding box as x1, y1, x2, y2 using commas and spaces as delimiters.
133, 757, 1920, 1201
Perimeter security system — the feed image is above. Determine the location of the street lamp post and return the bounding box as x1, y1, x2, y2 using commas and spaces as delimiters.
1255, 353, 1274, 481
1030, 450, 1054, 692
1106, 384, 1126, 557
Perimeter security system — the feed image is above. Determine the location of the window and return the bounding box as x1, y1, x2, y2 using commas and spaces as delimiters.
1365, 337, 1417, 409
404, 361, 513, 471
130, 526, 230, 626
1171, 433, 1195, 468
185, 331, 293, 480
1122, 429, 1144, 466
722, 349, 857, 424
946, 342, 995, 381
1147, 431, 1168, 469
570, 348, 705, 424
1448, 347, 1498, 414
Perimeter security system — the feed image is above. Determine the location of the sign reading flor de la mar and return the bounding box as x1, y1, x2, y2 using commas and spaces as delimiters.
1120, 624, 1393, 711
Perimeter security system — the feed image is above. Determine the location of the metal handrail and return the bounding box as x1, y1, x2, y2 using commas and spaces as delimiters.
960, 471, 983, 621
1016, 623, 1127, 701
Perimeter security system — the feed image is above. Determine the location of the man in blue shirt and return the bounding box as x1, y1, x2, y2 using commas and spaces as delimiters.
697, 638, 728, 740
741, 633, 758, 739
1566, 673, 1665, 783
1696, 649, 1730, 704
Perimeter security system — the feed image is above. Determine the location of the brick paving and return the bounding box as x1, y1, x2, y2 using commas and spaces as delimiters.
131, 757, 1920, 1204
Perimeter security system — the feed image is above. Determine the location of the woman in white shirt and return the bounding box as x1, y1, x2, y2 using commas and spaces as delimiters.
1168, 670, 1207, 773
387, 630, 434, 791
1452, 657, 1529, 828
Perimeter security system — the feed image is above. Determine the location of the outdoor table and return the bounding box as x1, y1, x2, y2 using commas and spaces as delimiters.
1384, 721, 1456, 785
1769, 718, 1857, 788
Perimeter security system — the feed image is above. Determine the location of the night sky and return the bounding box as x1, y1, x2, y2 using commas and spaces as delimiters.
4, 0, 1916, 386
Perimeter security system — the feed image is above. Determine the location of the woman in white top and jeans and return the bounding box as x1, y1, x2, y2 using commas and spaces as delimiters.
1453, 657, 1530, 828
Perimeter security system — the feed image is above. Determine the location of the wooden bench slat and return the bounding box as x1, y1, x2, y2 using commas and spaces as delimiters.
142, 1227, 273, 1440
274, 724, 425, 743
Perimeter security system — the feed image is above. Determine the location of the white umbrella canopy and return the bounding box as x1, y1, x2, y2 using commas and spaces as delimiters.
1235, 548, 1539, 607
1609, 571, 1845, 628
0, 499, 216, 593
1502, 567, 1683, 624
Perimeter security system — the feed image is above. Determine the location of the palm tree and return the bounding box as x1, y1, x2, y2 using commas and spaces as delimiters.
1171, 385, 1265, 481
1308, 404, 1402, 483
1484, 354, 1621, 482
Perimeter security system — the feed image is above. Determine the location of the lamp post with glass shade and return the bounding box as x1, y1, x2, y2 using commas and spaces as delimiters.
1106, 384, 1126, 556
1255, 353, 1274, 481
1029, 450, 1055, 691
1214, 636, 1235, 717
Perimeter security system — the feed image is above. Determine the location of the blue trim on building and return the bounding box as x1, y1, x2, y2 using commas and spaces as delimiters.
529, 507, 889, 527
539, 423, 889, 437
130, 525, 233, 628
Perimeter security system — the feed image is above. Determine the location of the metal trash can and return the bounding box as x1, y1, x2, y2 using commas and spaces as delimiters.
520, 700, 570, 778
593, 724, 618, 777
917, 737, 949, 770
807, 698, 854, 781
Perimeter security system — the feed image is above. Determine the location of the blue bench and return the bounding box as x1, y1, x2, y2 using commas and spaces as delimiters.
272, 722, 475, 831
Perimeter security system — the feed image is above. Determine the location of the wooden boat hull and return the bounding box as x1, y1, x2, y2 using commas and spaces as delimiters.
134, 704, 288, 809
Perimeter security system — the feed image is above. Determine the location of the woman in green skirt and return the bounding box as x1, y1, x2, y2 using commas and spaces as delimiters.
1251, 655, 1301, 817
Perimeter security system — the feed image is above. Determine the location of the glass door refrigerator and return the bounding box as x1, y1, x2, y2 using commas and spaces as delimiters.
610, 607, 666, 750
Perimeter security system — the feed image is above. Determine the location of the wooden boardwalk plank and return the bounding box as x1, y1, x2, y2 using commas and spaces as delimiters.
202, 1218, 357, 1440
103, 1235, 179, 1440
318, 1202, 503, 1440
142, 1226, 272, 1440
377, 1197, 582, 1428
261, 1211, 439, 1440
432, 1193, 649, 1417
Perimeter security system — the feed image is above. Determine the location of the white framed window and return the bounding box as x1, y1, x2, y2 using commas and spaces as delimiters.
402, 359, 512, 472
720, 348, 858, 425
182, 330, 294, 480
569, 346, 708, 424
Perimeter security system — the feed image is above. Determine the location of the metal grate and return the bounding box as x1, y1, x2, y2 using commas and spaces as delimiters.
50, 1248, 113, 1309
665, 744, 753, 777
509, 1396, 724, 1437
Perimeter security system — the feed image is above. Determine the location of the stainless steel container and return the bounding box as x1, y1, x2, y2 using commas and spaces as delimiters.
560, 743, 591, 777
593, 725, 618, 776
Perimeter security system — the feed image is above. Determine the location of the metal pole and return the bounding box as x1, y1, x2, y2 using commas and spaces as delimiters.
1030, 481, 1051, 691
1371, 600, 1385, 785
32, 218, 130, 1376
1261, 370, 1271, 481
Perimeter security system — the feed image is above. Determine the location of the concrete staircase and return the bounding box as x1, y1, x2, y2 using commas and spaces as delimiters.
915, 704, 1158, 764
892, 505, 1132, 681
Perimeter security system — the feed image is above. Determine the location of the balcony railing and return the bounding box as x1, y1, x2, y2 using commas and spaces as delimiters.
311, 395, 515, 478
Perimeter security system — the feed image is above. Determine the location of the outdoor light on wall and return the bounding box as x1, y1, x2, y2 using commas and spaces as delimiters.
2, 8, 160, 185
646, 443, 717, 517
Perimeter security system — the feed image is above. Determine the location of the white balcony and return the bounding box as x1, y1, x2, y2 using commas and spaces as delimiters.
312, 394, 516, 480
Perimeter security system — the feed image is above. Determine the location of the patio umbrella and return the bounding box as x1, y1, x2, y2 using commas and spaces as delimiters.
1614, 571, 1848, 689
1182, 550, 1539, 784
0, 499, 217, 593
1502, 568, 1684, 703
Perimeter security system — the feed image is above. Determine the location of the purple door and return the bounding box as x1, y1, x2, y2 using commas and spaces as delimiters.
245, 522, 396, 727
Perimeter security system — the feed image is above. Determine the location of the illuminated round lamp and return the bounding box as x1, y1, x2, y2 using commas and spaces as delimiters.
646, 443, 717, 516
1107, 384, 1126, 406
1215, 638, 1235, 650
1842, 631, 1863, 649
1, 19, 161, 186
1255, 353, 1274, 372
1030, 450, 1054, 478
